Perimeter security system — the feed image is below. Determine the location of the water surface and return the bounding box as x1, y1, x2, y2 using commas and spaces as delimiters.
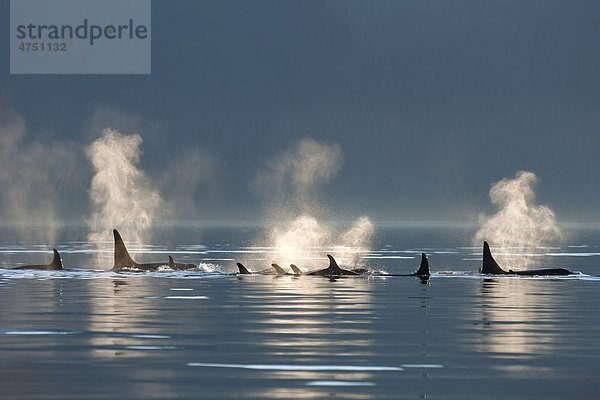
1, 226, 599, 399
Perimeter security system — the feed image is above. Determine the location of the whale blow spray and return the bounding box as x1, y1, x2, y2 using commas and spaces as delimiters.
474, 171, 563, 267
86, 128, 163, 250
256, 138, 373, 269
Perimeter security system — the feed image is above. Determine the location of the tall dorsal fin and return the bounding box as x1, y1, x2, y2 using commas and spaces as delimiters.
482, 241, 507, 274
50, 249, 64, 270
327, 254, 342, 274
168, 256, 175, 268
290, 264, 302, 275
236, 262, 251, 274
271, 263, 286, 274
113, 229, 135, 269
415, 253, 430, 276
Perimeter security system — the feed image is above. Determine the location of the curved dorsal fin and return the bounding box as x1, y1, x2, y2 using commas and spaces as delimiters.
50, 249, 64, 270
482, 241, 507, 274
113, 229, 135, 269
168, 255, 175, 268
271, 263, 286, 274
290, 264, 302, 275
415, 253, 430, 276
236, 262, 251, 274
326, 254, 342, 274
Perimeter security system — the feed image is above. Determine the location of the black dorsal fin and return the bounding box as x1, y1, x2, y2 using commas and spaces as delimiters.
113, 229, 135, 269
327, 254, 342, 274
271, 263, 286, 274
290, 264, 302, 275
236, 262, 251, 274
168, 256, 175, 268
482, 241, 507, 274
415, 253, 430, 276
50, 249, 64, 270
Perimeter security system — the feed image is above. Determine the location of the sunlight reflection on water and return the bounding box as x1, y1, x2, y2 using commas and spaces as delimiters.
0, 227, 599, 399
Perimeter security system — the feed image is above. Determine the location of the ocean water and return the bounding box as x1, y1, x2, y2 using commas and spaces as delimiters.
0, 225, 599, 399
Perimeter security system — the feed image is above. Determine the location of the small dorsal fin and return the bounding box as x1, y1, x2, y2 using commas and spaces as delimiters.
113, 229, 135, 269
236, 262, 251, 274
482, 241, 507, 274
168, 256, 175, 268
50, 249, 64, 270
415, 253, 430, 276
271, 263, 286, 274
290, 264, 302, 275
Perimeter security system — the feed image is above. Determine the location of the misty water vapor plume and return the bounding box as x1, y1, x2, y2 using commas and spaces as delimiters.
339, 216, 375, 266
86, 128, 163, 248
255, 137, 342, 212
474, 171, 563, 267
257, 138, 373, 269
158, 148, 222, 222
268, 214, 374, 269
0, 107, 79, 245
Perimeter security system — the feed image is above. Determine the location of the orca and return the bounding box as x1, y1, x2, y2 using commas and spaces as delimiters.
380, 253, 430, 277
112, 229, 170, 271
291, 256, 370, 276
11, 249, 64, 270
414, 254, 430, 277
168, 256, 197, 271
270, 262, 308, 276
481, 241, 572, 276
236, 262, 252, 274
236, 262, 281, 275
306, 255, 361, 276
290, 264, 302, 275
271, 263, 287, 275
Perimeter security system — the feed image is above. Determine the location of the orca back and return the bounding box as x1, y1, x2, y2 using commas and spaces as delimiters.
324, 255, 358, 276
513, 268, 572, 276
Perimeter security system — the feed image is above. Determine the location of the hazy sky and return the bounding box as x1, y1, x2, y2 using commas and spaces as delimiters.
1, 0, 599, 223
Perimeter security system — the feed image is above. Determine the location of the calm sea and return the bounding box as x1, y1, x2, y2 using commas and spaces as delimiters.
1, 225, 599, 399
